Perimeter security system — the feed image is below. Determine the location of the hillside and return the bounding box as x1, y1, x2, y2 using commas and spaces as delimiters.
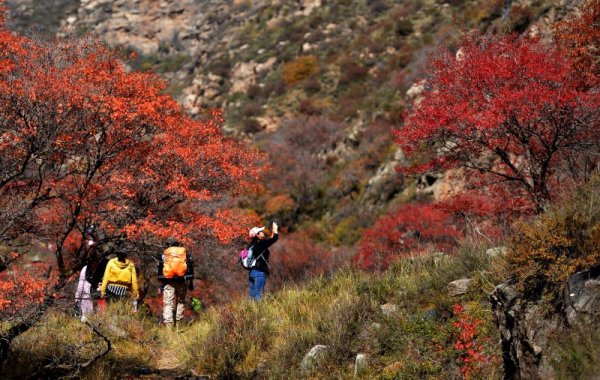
4, 174, 600, 379
2, 0, 600, 378
5, 0, 583, 304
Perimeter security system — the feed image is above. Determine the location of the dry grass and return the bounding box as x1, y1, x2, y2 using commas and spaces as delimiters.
6, 241, 506, 379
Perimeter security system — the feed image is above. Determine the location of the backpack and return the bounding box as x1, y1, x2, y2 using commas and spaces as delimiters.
239, 245, 264, 270
162, 247, 188, 278
86, 257, 109, 290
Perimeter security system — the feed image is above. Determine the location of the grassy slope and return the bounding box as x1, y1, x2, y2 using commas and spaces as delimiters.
7, 242, 506, 379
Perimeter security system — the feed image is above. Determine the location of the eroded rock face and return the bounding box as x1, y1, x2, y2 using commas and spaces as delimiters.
491, 268, 600, 379
362, 148, 405, 206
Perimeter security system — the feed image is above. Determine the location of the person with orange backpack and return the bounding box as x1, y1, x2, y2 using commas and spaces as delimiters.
157, 238, 194, 327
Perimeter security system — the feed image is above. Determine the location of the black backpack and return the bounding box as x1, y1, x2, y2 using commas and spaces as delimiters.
86, 257, 109, 289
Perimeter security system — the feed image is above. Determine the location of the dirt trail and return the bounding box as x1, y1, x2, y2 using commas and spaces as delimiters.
157, 348, 180, 371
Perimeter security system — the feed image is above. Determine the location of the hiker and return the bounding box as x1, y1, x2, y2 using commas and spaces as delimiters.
87, 254, 110, 298
75, 265, 93, 322
157, 238, 194, 327
100, 251, 139, 309
74, 239, 102, 322
247, 222, 279, 301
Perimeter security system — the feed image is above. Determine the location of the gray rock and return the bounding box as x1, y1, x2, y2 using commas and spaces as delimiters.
300, 345, 328, 371
354, 353, 368, 379
448, 278, 472, 296
362, 148, 406, 206
380, 303, 398, 317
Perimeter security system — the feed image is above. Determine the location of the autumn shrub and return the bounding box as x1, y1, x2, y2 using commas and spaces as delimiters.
464, 0, 503, 25
452, 303, 501, 379
367, 0, 389, 14
261, 72, 286, 98
0, 264, 51, 320
298, 98, 322, 115
338, 58, 370, 86
555, 0, 600, 89
242, 117, 263, 133
258, 117, 345, 216
507, 175, 600, 302
5, 301, 160, 379
282, 55, 319, 86
268, 230, 341, 289
301, 77, 321, 93
354, 203, 464, 271
246, 84, 262, 100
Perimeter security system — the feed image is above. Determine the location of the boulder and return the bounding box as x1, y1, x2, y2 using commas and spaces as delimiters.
300, 345, 328, 371
406, 80, 426, 104
354, 353, 368, 379
230, 61, 257, 93
447, 278, 472, 297
255, 57, 277, 75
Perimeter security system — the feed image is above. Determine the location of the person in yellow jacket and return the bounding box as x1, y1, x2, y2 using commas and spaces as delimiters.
100, 252, 139, 303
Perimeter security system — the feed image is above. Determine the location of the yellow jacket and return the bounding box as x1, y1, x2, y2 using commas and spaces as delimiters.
100, 257, 139, 299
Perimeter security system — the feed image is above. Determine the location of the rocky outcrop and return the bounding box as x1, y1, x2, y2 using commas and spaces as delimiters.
491, 267, 600, 379
362, 148, 405, 207
448, 278, 472, 297
300, 345, 328, 372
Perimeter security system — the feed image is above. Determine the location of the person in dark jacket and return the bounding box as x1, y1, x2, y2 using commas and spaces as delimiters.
157, 238, 194, 327
248, 222, 279, 301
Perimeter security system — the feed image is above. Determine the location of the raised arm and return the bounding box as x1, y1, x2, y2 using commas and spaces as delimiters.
261, 222, 279, 248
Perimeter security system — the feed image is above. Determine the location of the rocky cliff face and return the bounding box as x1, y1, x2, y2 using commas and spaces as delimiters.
491, 267, 600, 379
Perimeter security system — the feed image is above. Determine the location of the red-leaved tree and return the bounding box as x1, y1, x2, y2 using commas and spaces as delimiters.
353, 203, 463, 271
396, 33, 600, 215
0, 8, 264, 364
555, 0, 600, 90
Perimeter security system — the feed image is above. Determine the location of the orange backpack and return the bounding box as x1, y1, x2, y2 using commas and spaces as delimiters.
162, 247, 187, 278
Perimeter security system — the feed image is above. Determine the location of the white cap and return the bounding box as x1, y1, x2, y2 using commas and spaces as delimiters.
249, 226, 265, 238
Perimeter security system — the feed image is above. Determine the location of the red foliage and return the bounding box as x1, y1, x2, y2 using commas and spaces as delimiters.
0, 265, 52, 316
0, 8, 264, 340
269, 231, 340, 287
397, 33, 600, 214
353, 203, 463, 271
452, 304, 499, 379
555, 0, 600, 89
